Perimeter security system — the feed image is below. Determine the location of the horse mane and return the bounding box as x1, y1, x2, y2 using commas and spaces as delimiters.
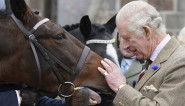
0, 11, 8, 18
63, 22, 112, 42
92, 24, 106, 33
63, 23, 80, 32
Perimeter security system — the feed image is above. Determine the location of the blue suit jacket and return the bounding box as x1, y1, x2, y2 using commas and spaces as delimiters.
0, 84, 27, 106
0, 84, 66, 106
0, 90, 19, 106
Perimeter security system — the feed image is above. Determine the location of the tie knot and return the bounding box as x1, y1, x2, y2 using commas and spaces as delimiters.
121, 59, 127, 66
142, 59, 152, 70
146, 59, 152, 65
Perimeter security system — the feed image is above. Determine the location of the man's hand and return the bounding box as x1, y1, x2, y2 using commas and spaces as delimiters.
98, 58, 126, 93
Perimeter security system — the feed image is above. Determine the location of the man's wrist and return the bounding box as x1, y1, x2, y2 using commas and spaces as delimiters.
117, 84, 125, 93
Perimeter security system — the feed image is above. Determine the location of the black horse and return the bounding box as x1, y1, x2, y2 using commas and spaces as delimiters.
63, 15, 123, 67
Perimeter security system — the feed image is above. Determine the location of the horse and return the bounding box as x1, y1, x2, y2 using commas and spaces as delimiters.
0, 0, 109, 105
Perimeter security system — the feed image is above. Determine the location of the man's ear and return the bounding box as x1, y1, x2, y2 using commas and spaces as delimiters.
143, 26, 151, 40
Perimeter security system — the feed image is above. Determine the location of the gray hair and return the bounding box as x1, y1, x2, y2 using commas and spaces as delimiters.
116, 1, 166, 36
178, 27, 185, 47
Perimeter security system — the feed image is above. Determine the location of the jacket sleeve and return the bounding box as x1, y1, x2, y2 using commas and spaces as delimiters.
0, 90, 19, 106
35, 96, 67, 106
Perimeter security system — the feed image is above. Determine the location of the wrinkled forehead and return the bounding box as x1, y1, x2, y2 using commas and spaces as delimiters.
117, 21, 129, 35
0, 0, 6, 10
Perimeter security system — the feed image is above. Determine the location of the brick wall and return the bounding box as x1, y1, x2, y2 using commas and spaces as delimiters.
121, 0, 185, 36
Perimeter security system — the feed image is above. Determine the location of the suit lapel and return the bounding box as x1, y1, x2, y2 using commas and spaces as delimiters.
135, 62, 161, 90
125, 60, 142, 79
135, 37, 180, 90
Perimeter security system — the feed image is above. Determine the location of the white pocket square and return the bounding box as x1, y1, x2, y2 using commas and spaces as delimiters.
143, 85, 158, 92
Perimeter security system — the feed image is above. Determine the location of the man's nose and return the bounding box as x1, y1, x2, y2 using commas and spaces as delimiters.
123, 41, 130, 48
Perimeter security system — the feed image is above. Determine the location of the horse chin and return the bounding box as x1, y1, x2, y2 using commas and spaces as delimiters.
84, 85, 113, 95
78, 80, 111, 93
67, 86, 113, 106
66, 88, 90, 106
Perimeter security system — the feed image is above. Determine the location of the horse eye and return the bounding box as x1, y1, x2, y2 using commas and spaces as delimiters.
55, 34, 66, 40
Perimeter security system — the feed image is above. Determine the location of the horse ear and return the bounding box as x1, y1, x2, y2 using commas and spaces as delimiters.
10, 0, 28, 22
104, 14, 117, 34
80, 15, 92, 36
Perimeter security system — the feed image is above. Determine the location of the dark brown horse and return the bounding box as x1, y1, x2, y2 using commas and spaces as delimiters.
0, 0, 108, 105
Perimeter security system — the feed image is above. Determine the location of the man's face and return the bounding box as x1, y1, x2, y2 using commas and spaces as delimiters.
117, 21, 152, 60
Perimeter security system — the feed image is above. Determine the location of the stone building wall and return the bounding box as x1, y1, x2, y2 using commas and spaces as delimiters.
121, 0, 185, 36
25, 0, 120, 26
25, 0, 185, 36
57, 0, 120, 26
25, 0, 45, 16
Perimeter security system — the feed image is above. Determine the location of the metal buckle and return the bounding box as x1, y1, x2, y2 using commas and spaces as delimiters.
29, 34, 35, 40
58, 82, 76, 98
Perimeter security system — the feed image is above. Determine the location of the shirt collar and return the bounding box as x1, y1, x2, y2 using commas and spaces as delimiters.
150, 34, 171, 61
123, 56, 136, 66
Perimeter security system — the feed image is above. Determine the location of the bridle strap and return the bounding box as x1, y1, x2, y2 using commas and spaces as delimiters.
11, 14, 33, 38
30, 18, 49, 33
74, 46, 90, 76
28, 35, 67, 84
59, 46, 90, 96
29, 40, 42, 89
29, 35, 74, 74
86, 38, 115, 44
11, 14, 46, 89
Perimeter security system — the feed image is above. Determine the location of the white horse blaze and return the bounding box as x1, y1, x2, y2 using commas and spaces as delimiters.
106, 44, 120, 68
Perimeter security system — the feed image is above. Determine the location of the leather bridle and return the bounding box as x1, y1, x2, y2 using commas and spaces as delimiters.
86, 38, 115, 45
11, 14, 90, 97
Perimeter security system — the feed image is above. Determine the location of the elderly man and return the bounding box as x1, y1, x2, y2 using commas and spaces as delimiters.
98, 1, 185, 106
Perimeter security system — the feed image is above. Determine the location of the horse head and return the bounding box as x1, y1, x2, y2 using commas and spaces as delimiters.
64, 15, 123, 67
0, 0, 108, 99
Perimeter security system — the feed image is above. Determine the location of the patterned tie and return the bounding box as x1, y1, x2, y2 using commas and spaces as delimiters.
138, 59, 152, 81
121, 59, 127, 74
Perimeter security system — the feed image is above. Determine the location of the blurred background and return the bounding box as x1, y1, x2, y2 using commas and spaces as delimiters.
25, 0, 185, 37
